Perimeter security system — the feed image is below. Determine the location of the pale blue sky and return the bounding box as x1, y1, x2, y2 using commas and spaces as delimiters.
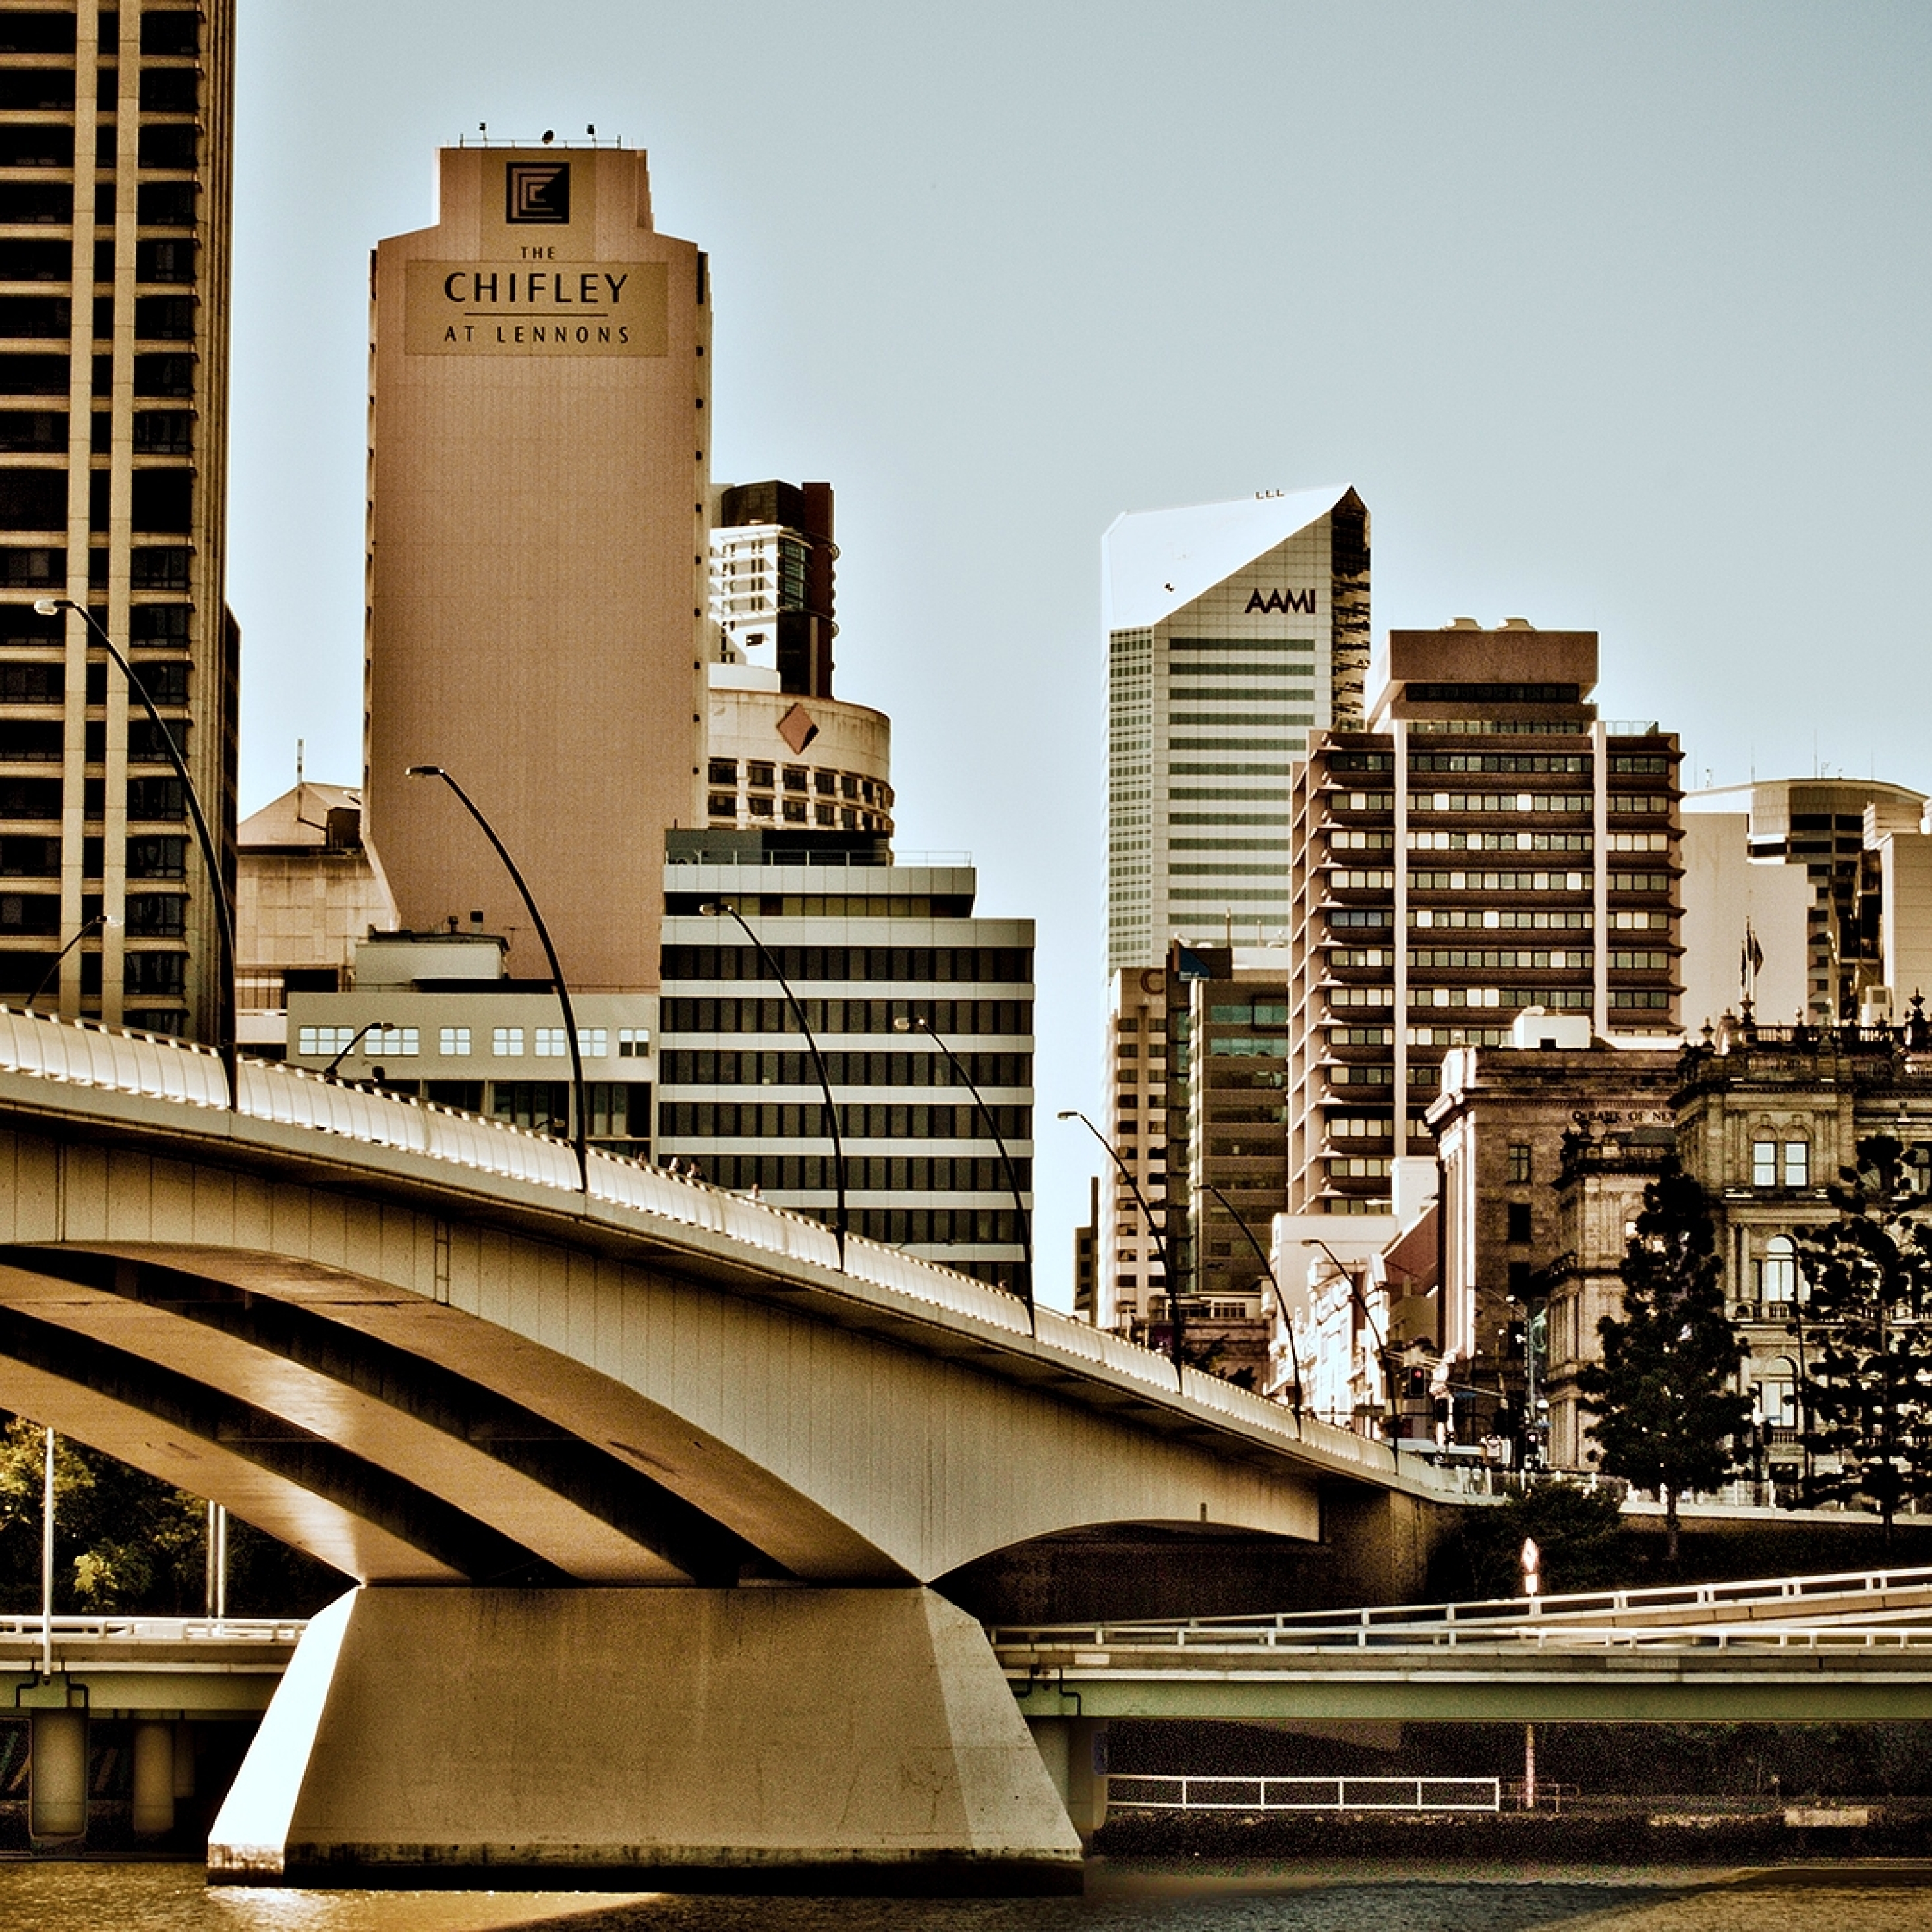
227, 2, 1932, 1304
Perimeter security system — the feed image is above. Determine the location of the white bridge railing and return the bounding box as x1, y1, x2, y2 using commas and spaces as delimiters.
0, 1006, 1462, 1491
0, 1613, 306, 1644
1106, 1774, 1500, 1813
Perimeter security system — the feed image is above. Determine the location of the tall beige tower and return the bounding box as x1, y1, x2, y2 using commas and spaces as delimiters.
0, 1, 238, 1040
366, 144, 709, 991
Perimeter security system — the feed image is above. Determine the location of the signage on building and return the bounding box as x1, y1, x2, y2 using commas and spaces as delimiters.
404, 260, 669, 356
1245, 588, 1317, 615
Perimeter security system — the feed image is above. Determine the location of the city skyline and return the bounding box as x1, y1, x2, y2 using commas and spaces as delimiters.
222, 1, 1932, 1305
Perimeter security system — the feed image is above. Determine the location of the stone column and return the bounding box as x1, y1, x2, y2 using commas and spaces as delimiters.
132, 1719, 175, 1835
30, 1708, 86, 1842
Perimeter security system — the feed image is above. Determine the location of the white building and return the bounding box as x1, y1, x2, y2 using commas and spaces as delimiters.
1102, 486, 1369, 969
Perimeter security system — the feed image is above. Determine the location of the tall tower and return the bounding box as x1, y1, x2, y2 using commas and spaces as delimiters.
1094, 485, 1367, 1329
365, 143, 710, 992
0, 1, 237, 1038
1101, 486, 1368, 971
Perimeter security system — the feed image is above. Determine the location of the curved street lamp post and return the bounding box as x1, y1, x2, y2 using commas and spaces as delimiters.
1058, 1108, 1184, 1386
1198, 1181, 1303, 1431
36, 596, 237, 1106
699, 900, 847, 1267
322, 1018, 398, 1081
404, 766, 588, 1192
24, 911, 119, 1013
894, 1013, 1033, 1330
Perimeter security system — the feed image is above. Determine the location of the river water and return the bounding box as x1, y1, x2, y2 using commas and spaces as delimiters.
1, 1863, 1929, 1932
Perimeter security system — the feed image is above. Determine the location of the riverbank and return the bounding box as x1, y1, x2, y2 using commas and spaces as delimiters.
1094, 1802, 1932, 1863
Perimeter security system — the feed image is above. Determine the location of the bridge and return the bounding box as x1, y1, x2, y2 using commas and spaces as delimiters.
0, 1009, 1470, 1892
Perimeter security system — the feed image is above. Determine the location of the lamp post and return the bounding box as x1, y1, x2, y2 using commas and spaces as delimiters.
894, 1013, 1033, 1331
322, 1017, 397, 1081
403, 766, 587, 1191
24, 911, 119, 1013
1058, 1108, 1184, 1386
1199, 1181, 1303, 1430
699, 899, 847, 1266
35, 596, 236, 1106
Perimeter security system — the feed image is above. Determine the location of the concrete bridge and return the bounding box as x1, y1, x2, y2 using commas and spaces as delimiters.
0, 1010, 1469, 1892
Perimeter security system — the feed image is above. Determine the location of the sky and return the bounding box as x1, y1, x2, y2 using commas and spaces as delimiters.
227, 1, 1932, 1309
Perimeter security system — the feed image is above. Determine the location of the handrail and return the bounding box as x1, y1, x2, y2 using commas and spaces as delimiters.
0, 1612, 306, 1643
1106, 1773, 1500, 1813
0, 1007, 1474, 1498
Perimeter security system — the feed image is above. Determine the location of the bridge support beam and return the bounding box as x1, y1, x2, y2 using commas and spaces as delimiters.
1027, 1717, 1108, 1844
208, 1586, 1083, 1894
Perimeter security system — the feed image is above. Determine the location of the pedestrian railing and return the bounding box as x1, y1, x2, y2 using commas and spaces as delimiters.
1106, 1774, 1500, 1813
0, 1614, 306, 1643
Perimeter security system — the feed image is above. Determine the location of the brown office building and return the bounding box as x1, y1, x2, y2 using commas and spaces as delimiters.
364, 142, 710, 992
1282, 621, 1683, 1250
0, 1, 237, 1037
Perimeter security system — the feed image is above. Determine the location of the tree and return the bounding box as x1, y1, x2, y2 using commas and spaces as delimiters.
1790, 1134, 1932, 1541
1579, 1165, 1750, 1561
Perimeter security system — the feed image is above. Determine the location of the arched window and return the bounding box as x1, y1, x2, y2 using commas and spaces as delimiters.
1757, 1236, 1798, 1304
1758, 1359, 1798, 1431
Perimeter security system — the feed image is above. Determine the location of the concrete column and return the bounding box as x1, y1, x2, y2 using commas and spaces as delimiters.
132, 1720, 175, 1835
210, 1587, 1083, 1893
30, 1708, 86, 1841
172, 1720, 196, 1802
1066, 1719, 1109, 1842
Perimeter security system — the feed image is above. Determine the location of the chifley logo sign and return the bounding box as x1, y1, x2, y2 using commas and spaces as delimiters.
505, 161, 571, 225
1245, 588, 1316, 615
403, 259, 669, 356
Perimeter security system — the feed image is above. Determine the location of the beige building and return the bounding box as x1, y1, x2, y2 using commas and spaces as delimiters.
233, 778, 395, 1054
703, 662, 892, 838
0, 1, 237, 1037
364, 142, 709, 994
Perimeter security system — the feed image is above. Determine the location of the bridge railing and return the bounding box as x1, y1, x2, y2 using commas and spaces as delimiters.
0, 1612, 306, 1643
0, 1007, 1477, 1491
1107, 1774, 1500, 1813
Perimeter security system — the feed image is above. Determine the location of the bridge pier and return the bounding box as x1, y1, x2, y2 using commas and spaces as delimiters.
1027, 1717, 1108, 1843
208, 1586, 1082, 1894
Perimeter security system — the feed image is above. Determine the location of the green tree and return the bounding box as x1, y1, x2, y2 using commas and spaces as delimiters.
1790, 1134, 1932, 1541
1579, 1164, 1750, 1560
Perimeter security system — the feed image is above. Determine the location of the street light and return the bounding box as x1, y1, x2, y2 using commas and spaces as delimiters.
699, 899, 847, 1266
24, 911, 120, 1013
403, 766, 587, 1191
894, 1013, 1033, 1331
322, 1018, 397, 1081
1198, 1181, 1303, 1431
1058, 1108, 1184, 1386
35, 596, 237, 1106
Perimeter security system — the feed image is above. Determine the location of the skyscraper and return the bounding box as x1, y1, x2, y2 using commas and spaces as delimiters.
1095, 486, 1367, 1327
1102, 486, 1368, 971
0, 1, 237, 1037
364, 142, 709, 994
1281, 620, 1682, 1228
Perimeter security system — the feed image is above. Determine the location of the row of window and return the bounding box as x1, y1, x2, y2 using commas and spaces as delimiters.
0, 888, 179, 934
662, 996, 1031, 1037
0, 182, 200, 229
1404, 831, 1595, 853
658, 1100, 1029, 1140
662, 945, 1032, 984
659, 1049, 1031, 1088
0, 718, 186, 762
0, 833, 181, 878
657, 1154, 1030, 1193
0, 775, 186, 820
0, 660, 188, 704
295, 1025, 648, 1061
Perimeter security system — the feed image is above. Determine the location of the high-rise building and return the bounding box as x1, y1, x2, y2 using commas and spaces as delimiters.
0, 1, 237, 1037
1095, 486, 1367, 1328
364, 142, 709, 994
710, 478, 836, 697
1102, 486, 1368, 971
1281, 621, 1683, 1233
656, 829, 1034, 1292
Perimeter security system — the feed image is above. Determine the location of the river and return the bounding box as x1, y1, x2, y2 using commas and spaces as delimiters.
2, 1863, 1929, 1932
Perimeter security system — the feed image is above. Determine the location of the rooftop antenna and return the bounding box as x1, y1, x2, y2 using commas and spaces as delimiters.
295, 737, 304, 786
587, 123, 596, 137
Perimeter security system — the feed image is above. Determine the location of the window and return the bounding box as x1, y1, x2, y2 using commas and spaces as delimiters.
619, 1027, 649, 1057
440, 1026, 471, 1056
1506, 1202, 1532, 1244
370, 1026, 419, 1057
492, 1026, 524, 1057
1758, 1236, 1798, 1305
534, 1027, 569, 1056
1753, 1139, 1777, 1187
1784, 1140, 1809, 1187
1507, 1142, 1531, 1184
577, 1027, 608, 1057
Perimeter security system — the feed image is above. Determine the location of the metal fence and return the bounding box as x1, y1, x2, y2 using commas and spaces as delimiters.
1106, 1774, 1500, 1813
